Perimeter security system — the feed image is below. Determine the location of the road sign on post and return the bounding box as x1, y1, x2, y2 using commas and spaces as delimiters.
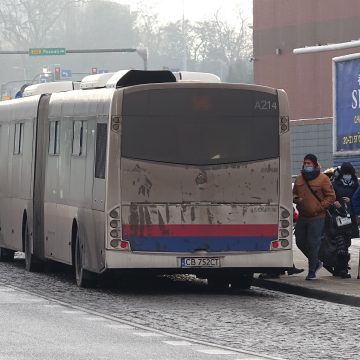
29, 48, 66, 56
61, 69, 72, 78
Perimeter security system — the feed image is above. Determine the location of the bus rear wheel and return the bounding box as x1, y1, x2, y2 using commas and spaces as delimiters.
74, 232, 96, 288
207, 276, 230, 291
230, 273, 254, 290
0, 248, 15, 262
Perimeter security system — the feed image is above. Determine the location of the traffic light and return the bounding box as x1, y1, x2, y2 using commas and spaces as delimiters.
91, 67, 98, 75
54, 66, 61, 80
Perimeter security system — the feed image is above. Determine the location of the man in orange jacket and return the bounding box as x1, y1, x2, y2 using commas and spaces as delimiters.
293, 154, 336, 280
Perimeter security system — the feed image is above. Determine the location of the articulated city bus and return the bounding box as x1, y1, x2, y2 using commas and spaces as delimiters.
0, 70, 292, 288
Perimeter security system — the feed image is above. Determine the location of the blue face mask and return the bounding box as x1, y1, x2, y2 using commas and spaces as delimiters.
342, 174, 352, 182
303, 166, 314, 173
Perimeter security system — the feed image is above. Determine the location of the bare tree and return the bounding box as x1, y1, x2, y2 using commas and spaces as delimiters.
190, 9, 252, 80
0, 0, 86, 49
134, 4, 252, 80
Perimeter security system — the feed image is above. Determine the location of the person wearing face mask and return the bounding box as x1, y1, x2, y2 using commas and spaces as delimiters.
293, 154, 336, 280
325, 162, 359, 278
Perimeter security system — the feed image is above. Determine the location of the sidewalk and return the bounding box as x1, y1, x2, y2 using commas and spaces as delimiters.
253, 238, 360, 307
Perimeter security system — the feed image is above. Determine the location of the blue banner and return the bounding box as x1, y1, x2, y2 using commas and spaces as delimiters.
336, 58, 360, 153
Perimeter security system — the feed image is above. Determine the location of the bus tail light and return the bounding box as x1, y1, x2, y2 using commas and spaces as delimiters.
280, 239, 290, 247
272, 206, 292, 250
280, 116, 289, 133
280, 208, 290, 219
271, 240, 279, 250
110, 239, 131, 251
111, 116, 120, 133
108, 206, 130, 251
110, 207, 120, 219
120, 241, 129, 249
271, 239, 290, 250
279, 229, 289, 237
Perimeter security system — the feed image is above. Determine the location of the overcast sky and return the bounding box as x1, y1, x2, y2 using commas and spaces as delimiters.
114, 0, 252, 24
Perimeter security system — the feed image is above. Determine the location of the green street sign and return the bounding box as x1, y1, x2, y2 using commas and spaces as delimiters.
29, 48, 66, 56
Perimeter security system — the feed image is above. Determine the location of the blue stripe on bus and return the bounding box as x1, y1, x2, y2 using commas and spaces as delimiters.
126, 236, 275, 252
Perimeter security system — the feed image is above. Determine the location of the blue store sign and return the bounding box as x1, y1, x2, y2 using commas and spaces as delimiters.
336, 58, 360, 153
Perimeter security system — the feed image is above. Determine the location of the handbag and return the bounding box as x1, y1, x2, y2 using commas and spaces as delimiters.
332, 203, 352, 229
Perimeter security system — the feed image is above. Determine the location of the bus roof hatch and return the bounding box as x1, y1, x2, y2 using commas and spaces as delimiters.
80, 70, 176, 90
23, 81, 80, 97
106, 70, 177, 88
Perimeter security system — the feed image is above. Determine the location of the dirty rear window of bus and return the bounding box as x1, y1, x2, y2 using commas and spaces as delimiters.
121, 88, 279, 165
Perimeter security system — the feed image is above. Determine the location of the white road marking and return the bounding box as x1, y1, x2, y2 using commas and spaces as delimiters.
133, 332, 164, 337
106, 324, 135, 329
84, 316, 107, 321
197, 349, 236, 355
234, 358, 270, 360
62, 310, 86, 314
163, 340, 194, 346
0, 288, 15, 292
16, 298, 44, 303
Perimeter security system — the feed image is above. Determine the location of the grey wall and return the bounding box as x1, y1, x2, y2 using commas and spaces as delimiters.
291, 119, 333, 175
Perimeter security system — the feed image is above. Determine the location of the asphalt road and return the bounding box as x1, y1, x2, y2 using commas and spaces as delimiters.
0, 284, 277, 360
0, 257, 359, 360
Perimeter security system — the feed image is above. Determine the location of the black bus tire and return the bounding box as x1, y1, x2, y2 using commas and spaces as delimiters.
0, 247, 15, 262
74, 232, 96, 288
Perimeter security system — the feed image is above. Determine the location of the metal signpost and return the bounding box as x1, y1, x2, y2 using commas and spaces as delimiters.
0, 47, 148, 99
0, 47, 148, 70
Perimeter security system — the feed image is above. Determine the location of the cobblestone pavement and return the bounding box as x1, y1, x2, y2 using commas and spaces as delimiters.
0, 257, 359, 360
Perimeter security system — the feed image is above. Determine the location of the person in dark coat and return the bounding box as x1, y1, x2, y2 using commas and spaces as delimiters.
325, 162, 358, 278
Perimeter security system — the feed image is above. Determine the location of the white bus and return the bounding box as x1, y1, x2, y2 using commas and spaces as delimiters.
0, 70, 292, 289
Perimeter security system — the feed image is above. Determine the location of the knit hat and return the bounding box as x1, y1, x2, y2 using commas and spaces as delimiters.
340, 162, 355, 176
303, 153, 318, 166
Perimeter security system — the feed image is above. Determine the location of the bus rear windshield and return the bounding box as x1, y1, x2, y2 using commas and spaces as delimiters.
121, 88, 280, 165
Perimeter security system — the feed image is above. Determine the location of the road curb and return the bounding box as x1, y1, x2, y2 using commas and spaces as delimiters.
253, 278, 360, 307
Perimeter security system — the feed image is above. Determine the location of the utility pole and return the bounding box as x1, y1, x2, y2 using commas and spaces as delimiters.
182, 0, 187, 71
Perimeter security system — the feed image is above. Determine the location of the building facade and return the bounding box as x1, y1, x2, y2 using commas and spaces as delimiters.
253, 0, 360, 173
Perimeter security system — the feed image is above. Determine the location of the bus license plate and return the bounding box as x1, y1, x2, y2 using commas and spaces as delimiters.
180, 257, 220, 268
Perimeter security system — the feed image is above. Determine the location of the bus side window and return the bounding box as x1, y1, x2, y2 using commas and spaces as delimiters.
49, 120, 60, 155
14, 123, 24, 155
72, 120, 87, 157
95, 123, 107, 179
